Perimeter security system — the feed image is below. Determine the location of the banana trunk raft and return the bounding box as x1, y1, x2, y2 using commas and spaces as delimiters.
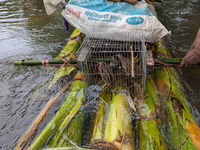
14, 28, 200, 150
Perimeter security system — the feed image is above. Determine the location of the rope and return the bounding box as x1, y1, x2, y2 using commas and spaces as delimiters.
41, 59, 49, 70
54, 58, 74, 73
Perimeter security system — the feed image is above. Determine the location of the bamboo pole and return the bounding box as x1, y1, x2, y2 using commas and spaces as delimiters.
13, 59, 77, 66
14, 57, 200, 66
13, 58, 112, 66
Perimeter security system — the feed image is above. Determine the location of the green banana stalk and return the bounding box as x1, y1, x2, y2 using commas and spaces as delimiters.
48, 28, 82, 89
28, 79, 84, 150
154, 67, 197, 150
57, 107, 84, 147
89, 92, 111, 146
47, 88, 85, 147
104, 88, 135, 150
137, 78, 168, 150
154, 39, 200, 150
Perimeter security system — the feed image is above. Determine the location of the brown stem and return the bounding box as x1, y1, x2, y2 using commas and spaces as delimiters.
130, 46, 135, 78
14, 80, 73, 150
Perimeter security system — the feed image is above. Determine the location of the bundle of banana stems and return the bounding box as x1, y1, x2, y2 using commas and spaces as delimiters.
135, 39, 200, 150
152, 39, 200, 150
88, 87, 135, 150
15, 31, 200, 150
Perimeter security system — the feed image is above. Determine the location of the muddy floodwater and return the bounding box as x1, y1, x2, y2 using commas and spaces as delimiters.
0, 0, 200, 149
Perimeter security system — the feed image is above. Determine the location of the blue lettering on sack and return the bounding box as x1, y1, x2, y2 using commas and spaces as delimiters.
126, 17, 143, 25
85, 11, 109, 19
85, 11, 122, 23
110, 15, 122, 21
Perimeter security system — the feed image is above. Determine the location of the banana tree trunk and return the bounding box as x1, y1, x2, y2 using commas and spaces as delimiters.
48, 28, 82, 89
104, 88, 135, 150
47, 88, 85, 147
28, 79, 84, 150
137, 78, 168, 150
154, 39, 200, 150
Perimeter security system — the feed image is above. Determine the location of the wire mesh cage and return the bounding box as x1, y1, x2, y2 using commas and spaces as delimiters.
77, 32, 147, 94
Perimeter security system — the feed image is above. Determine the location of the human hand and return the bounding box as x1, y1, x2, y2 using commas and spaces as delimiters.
179, 50, 200, 67
180, 28, 200, 68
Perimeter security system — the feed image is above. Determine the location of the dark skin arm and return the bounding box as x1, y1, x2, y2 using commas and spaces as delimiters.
180, 28, 200, 67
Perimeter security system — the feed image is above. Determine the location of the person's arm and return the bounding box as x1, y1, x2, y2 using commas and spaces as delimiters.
179, 28, 200, 67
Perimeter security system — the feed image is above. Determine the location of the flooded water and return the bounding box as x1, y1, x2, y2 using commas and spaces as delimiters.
0, 0, 73, 149
156, 0, 200, 125
0, 0, 199, 149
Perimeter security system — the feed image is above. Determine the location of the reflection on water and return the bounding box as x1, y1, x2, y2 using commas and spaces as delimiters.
0, 0, 199, 149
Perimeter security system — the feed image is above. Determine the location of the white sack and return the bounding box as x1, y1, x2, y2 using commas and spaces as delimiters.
43, 0, 62, 15
62, 0, 171, 43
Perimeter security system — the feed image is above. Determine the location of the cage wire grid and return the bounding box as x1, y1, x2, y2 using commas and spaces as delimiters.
77, 32, 147, 94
